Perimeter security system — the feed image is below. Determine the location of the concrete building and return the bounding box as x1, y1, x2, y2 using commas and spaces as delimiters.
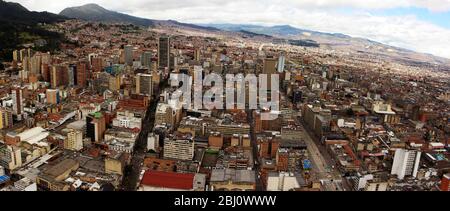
86, 112, 106, 142
36, 159, 79, 191
136, 73, 153, 97
124, 45, 134, 66
391, 149, 422, 180
11, 87, 24, 120
65, 129, 83, 151
0, 108, 13, 129
163, 138, 194, 161
158, 36, 170, 69
266, 172, 305, 191
0, 144, 22, 170
210, 168, 256, 191
46, 89, 60, 105
112, 110, 142, 130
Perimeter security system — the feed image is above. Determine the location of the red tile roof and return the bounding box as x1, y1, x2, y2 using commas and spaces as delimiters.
140, 170, 194, 190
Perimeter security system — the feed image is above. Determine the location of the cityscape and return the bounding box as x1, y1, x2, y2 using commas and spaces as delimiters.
0, 0, 449, 194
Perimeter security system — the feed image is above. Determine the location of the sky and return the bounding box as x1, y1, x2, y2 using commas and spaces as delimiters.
12, 0, 450, 58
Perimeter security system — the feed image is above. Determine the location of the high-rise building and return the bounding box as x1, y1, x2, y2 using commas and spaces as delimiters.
76, 61, 89, 87
391, 149, 422, 180
158, 36, 170, 69
50, 64, 69, 88
263, 57, 277, 74
108, 74, 121, 91
41, 63, 50, 82
141, 51, 153, 68
12, 50, 20, 62
11, 87, 24, 120
0, 108, 13, 129
277, 53, 286, 73
86, 112, 106, 142
46, 89, 60, 105
65, 129, 83, 151
136, 73, 153, 97
68, 64, 76, 87
194, 49, 201, 61
91, 57, 104, 72
124, 45, 134, 66
163, 138, 194, 161
0, 145, 22, 170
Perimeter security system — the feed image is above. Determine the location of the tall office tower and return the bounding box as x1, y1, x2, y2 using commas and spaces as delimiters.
0, 108, 13, 129
50, 64, 69, 88
141, 51, 153, 68
277, 53, 286, 73
124, 45, 134, 66
30, 53, 43, 74
46, 89, 60, 105
262, 57, 278, 90
158, 36, 170, 69
86, 112, 106, 142
194, 49, 201, 61
136, 73, 153, 97
76, 61, 89, 87
11, 87, 24, 120
68, 64, 76, 87
65, 129, 83, 151
41, 64, 50, 82
391, 149, 422, 180
263, 57, 277, 74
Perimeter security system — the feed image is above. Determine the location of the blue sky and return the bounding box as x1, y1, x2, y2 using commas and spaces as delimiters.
12, 0, 450, 58
372, 7, 450, 29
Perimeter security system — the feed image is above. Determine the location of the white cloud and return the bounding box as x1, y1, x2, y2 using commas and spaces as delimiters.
11, 0, 450, 58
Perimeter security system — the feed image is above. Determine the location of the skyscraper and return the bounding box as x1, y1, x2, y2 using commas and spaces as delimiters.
277, 53, 286, 73
50, 64, 69, 88
86, 112, 106, 142
124, 45, 134, 66
76, 60, 89, 87
391, 149, 422, 180
158, 36, 170, 69
0, 108, 13, 129
136, 73, 153, 97
194, 49, 201, 61
141, 51, 153, 69
65, 129, 83, 151
11, 87, 24, 120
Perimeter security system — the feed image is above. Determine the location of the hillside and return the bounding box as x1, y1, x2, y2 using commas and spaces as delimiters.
0, 0, 67, 62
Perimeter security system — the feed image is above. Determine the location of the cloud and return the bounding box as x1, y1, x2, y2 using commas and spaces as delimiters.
11, 0, 450, 58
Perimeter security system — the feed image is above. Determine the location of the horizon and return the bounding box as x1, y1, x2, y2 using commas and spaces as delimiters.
10, 0, 450, 59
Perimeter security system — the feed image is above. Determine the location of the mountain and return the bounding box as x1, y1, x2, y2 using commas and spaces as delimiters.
60, 3, 154, 26
202, 23, 450, 68
0, 0, 66, 24
59, 4, 220, 32
0, 0, 67, 62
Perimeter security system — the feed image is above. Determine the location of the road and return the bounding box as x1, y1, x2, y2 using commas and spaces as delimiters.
246, 109, 264, 191
297, 118, 349, 191
120, 79, 168, 191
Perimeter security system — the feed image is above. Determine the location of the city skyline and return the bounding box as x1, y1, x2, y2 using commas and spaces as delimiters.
12, 0, 450, 59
